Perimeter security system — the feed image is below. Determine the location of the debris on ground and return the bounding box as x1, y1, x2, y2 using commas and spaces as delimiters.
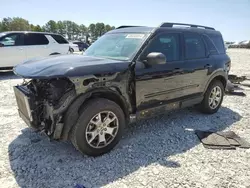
226, 79, 246, 96
195, 130, 250, 149
228, 74, 249, 84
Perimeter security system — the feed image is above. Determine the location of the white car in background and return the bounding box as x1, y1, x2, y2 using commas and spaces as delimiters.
0, 31, 70, 69
69, 42, 80, 53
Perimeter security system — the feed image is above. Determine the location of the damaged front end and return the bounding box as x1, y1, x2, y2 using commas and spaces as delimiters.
14, 78, 76, 138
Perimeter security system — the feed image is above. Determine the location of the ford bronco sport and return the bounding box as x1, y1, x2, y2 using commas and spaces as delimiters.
13, 22, 231, 156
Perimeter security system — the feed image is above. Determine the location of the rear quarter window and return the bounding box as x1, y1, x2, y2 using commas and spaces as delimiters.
51, 34, 69, 44
208, 34, 225, 54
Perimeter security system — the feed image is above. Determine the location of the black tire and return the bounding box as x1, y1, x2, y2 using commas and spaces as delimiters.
69, 48, 74, 53
70, 98, 125, 156
199, 80, 224, 114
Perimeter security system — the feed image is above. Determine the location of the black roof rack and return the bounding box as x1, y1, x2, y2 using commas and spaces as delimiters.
160, 22, 215, 30
116, 25, 143, 29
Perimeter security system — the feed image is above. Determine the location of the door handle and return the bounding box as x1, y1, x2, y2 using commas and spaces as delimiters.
205, 64, 212, 68
18, 47, 23, 50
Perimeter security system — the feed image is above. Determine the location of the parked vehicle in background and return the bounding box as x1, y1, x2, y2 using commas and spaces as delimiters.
0, 31, 69, 69
13, 22, 230, 156
69, 42, 80, 53
72, 41, 89, 51
238, 40, 250, 48
228, 40, 250, 48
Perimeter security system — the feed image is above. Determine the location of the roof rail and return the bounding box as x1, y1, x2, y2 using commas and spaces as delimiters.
160, 22, 215, 30
116, 25, 142, 29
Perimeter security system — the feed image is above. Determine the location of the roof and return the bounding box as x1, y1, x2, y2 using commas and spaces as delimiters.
0, 31, 61, 35
109, 22, 221, 35
108, 27, 155, 34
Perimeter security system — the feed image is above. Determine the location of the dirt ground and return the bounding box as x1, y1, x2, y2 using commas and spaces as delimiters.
0, 49, 250, 188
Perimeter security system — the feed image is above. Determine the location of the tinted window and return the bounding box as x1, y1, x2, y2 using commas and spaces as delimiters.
24, 33, 49, 45
184, 33, 206, 59
143, 33, 180, 62
202, 34, 217, 52
51, 34, 68, 44
0, 33, 24, 46
208, 35, 225, 54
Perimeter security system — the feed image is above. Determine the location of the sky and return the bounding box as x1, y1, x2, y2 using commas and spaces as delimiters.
0, 0, 249, 41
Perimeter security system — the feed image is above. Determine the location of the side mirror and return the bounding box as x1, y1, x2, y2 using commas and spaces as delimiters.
0, 43, 4, 47
145, 52, 166, 66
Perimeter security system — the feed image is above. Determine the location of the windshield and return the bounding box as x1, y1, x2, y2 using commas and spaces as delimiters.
84, 33, 148, 61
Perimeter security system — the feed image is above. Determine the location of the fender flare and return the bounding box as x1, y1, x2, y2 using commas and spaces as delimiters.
60, 88, 129, 140
204, 70, 228, 93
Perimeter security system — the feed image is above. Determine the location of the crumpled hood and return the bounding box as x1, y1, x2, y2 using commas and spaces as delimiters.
13, 54, 130, 79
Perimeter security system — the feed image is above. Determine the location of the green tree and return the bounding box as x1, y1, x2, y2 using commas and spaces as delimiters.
1, 17, 13, 31
95, 22, 105, 37
72, 22, 80, 40
63, 20, 76, 40
34, 25, 43, 32
105, 24, 112, 33
0, 22, 3, 32
44, 20, 58, 33
30, 24, 35, 31
10, 17, 30, 31
79, 24, 87, 39
57, 21, 66, 35
1, 17, 30, 31
88, 23, 96, 39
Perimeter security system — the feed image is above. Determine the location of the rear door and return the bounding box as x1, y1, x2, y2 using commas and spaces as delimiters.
0, 33, 25, 67
24, 33, 50, 60
181, 32, 211, 94
49, 34, 69, 54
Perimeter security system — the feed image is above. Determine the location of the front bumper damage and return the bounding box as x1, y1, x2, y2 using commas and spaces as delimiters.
14, 85, 36, 128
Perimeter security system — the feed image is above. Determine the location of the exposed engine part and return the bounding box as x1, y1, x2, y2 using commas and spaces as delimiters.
23, 78, 75, 137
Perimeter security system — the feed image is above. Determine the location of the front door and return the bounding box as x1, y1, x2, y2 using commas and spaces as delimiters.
0, 33, 25, 67
135, 32, 185, 112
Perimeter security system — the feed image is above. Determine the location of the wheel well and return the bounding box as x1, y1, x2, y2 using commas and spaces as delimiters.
213, 75, 227, 89
50, 52, 60, 55
81, 91, 129, 119
61, 89, 130, 141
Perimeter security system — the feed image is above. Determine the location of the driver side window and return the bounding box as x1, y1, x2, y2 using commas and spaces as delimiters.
0, 33, 24, 46
141, 33, 180, 62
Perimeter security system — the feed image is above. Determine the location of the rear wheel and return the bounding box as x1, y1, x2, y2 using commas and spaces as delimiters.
69, 48, 74, 53
199, 80, 224, 114
70, 98, 125, 156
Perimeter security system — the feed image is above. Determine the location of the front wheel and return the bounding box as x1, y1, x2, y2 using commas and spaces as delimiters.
70, 98, 125, 156
199, 80, 224, 114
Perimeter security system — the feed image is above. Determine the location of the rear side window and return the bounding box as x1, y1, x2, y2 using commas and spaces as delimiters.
202, 35, 217, 52
208, 35, 225, 54
51, 34, 68, 44
184, 33, 206, 59
24, 34, 49, 45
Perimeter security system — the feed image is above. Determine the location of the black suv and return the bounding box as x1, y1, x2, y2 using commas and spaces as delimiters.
13, 22, 230, 156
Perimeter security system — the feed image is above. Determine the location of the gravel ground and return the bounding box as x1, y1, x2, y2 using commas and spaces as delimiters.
0, 49, 250, 188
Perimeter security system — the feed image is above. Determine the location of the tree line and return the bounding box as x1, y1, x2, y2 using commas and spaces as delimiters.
0, 17, 116, 41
